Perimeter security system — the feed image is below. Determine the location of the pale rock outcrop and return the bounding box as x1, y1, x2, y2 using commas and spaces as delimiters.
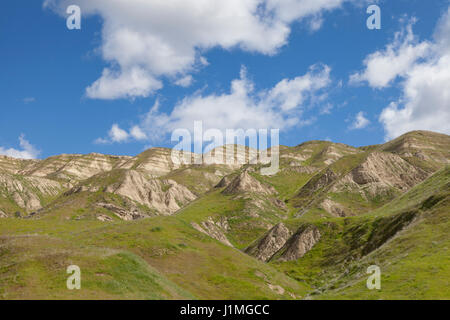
135, 145, 253, 176
204, 145, 258, 169
97, 214, 113, 222
320, 145, 346, 165
380, 131, 450, 165
320, 198, 351, 217
287, 141, 360, 167
278, 225, 321, 262
215, 175, 233, 188
246, 223, 292, 262
267, 284, 285, 295
319, 144, 360, 165
332, 152, 429, 196
21, 153, 133, 182
246, 223, 322, 262
105, 170, 197, 215
66, 169, 197, 215
222, 171, 276, 195
0, 173, 64, 212
214, 216, 231, 231
96, 203, 146, 221
281, 153, 309, 162
133, 147, 241, 177
191, 217, 233, 247
0, 210, 7, 218
132, 148, 189, 177
0, 155, 38, 175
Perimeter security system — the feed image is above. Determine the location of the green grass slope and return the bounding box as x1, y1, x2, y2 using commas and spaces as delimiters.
0, 212, 309, 299
270, 167, 450, 299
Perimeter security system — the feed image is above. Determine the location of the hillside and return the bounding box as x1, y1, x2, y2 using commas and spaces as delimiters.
0, 130, 448, 300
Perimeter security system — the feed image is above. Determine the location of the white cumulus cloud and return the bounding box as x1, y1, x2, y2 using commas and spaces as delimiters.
174, 75, 194, 88
105, 64, 332, 143
95, 124, 130, 144
44, 0, 354, 99
350, 19, 431, 88
350, 111, 370, 130
130, 125, 148, 141
0, 135, 41, 159
352, 7, 450, 140
86, 67, 162, 100
96, 123, 149, 144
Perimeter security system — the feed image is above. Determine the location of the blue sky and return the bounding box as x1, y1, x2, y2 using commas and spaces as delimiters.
1, 0, 449, 159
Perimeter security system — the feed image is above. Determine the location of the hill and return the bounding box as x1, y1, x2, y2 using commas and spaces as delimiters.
0, 130, 448, 299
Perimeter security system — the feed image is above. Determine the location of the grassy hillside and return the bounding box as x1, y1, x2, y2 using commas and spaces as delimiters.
269, 167, 450, 299
0, 131, 448, 300
0, 213, 309, 299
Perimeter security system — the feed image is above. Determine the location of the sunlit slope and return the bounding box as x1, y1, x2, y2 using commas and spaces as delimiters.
0, 214, 309, 299
266, 167, 449, 300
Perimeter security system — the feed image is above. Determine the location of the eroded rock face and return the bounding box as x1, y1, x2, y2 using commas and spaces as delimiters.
267, 283, 285, 295
0, 210, 7, 218
96, 214, 113, 222
108, 171, 197, 215
320, 145, 349, 165
320, 198, 351, 217
245, 223, 321, 263
132, 148, 189, 177
191, 217, 233, 247
0, 173, 64, 212
215, 175, 233, 189
0, 156, 38, 175
96, 203, 147, 221
203, 145, 258, 169
380, 131, 450, 165
222, 171, 276, 195
332, 152, 429, 196
283, 141, 361, 168
245, 223, 292, 262
21, 153, 133, 182
69, 169, 197, 216
278, 225, 321, 262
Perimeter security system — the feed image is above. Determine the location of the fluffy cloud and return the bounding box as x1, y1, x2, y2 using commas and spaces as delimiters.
105, 64, 332, 143
86, 67, 162, 100
266, 64, 331, 112
129, 126, 148, 141
0, 135, 41, 159
350, 111, 370, 130
379, 53, 450, 139
96, 122, 150, 144
95, 124, 129, 144
44, 0, 353, 99
174, 75, 194, 88
353, 7, 450, 140
265, 0, 348, 23
350, 20, 431, 88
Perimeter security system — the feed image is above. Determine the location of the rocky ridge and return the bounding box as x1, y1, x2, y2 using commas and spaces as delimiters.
246, 223, 321, 262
